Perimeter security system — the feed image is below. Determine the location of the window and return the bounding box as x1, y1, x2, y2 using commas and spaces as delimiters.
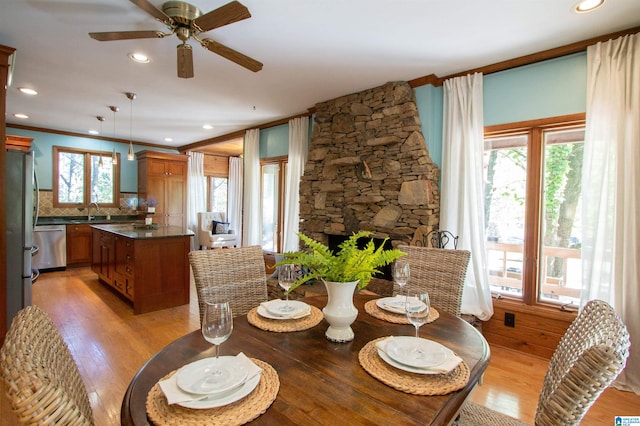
206, 177, 228, 213
53, 146, 120, 208
261, 156, 287, 252
484, 115, 584, 308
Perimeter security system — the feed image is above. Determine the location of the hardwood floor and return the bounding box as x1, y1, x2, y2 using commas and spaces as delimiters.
2, 267, 638, 425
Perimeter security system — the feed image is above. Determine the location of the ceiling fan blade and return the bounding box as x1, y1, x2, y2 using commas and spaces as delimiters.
177, 44, 194, 78
201, 39, 262, 72
89, 30, 166, 41
129, 0, 172, 25
192, 1, 251, 32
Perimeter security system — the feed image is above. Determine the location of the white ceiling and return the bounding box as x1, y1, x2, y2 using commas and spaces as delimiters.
2, 0, 639, 153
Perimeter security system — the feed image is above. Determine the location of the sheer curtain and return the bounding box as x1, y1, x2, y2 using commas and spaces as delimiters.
228, 156, 243, 246
441, 73, 493, 321
243, 129, 262, 246
282, 117, 309, 252
582, 33, 640, 394
186, 151, 206, 251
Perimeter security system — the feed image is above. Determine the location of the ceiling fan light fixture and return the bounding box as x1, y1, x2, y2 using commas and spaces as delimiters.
575, 0, 605, 13
177, 43, 194, 78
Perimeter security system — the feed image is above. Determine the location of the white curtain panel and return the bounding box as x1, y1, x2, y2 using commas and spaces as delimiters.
283, 116, 310, 252
441, 72, 494, 321
228, 156, 243, 246
186, 151, 206, 250
243, 129, 262, 246
582, 33, 640, 394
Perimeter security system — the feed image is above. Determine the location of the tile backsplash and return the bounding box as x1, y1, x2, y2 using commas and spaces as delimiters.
37, 190, 138, 218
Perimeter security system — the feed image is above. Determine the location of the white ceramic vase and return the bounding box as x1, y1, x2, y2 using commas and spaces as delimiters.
322, 280, 359, 342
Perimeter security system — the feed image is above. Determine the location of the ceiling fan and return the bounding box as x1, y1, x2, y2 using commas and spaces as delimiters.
89, 0, 262, 78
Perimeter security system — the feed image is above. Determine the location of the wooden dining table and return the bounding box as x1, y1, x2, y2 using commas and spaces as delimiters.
121, 294, 490, 425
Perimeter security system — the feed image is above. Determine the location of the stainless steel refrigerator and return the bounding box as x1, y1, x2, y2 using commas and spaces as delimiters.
5, 149, 38, 329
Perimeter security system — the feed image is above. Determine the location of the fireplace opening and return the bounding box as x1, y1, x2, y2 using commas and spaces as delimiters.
326, 234, 393, 281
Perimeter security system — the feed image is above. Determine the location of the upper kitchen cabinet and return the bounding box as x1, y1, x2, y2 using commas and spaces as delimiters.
136, 150, 188, 228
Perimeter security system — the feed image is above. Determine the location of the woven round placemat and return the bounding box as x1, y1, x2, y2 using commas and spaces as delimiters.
146, 358, 279, 426
364, 300, 440, 325
358, 337, 469, 395
247, 305, 323, 332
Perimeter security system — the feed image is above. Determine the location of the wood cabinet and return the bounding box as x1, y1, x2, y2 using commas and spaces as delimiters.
91, 226, 190, 314
66, 224, 92, 266
137, 150, 188, 227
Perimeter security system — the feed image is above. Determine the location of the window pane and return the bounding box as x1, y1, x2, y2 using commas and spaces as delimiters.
210, 178, 228, 213
90, 154, 114, 204
58, 151, 85, 203
539, 128, 583, 306
484, 134, 528, 298
262, 164, 279, 251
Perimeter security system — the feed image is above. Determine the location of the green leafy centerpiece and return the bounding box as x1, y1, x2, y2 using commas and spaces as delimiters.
277, 231, 405, 342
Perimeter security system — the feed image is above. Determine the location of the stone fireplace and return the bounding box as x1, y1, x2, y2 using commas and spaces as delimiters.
299, 81, 441, 248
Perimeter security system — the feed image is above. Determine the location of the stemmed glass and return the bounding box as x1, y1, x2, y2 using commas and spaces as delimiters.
278, 263, 297, 312
393, 260, 410, 295
405, 292, 430, 338
201, 301, 233, 383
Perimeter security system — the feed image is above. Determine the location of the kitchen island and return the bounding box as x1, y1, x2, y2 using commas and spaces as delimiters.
91, 224, 193, 314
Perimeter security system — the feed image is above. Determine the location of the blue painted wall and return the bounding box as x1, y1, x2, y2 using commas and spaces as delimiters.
6, 127, 177, 192
414, 51, 587, 169
483, 52, 587, 126
258, 124, 289, 158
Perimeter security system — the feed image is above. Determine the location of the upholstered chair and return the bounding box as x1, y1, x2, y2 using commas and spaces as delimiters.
197, 211, 237, 249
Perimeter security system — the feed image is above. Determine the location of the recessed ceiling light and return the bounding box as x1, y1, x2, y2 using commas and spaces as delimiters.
18, 87, 38, 95
14, 113, 29, 119
164, 137, 173, 142
129, 52, 150, 63
88, 130, 100, 135
202, 124, 214, 130
575, 0, 605, 13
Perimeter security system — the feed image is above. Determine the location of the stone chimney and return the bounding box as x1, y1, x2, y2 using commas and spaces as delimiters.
299, 81, 440, 247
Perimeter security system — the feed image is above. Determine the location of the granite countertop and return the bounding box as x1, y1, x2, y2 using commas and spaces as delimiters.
90, 223, 194, 239
37, 215, 142, 226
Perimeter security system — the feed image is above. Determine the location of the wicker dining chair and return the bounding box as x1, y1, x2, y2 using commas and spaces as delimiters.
396, 245, 470, 318
189, 245, 269, 324
0, 305, 94, 425
458, 299, 630, 426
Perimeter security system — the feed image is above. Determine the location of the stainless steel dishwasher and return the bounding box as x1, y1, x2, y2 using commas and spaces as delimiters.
32, 225, 67, 270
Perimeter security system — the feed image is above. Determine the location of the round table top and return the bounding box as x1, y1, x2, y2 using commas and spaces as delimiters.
121, 294, 489, 425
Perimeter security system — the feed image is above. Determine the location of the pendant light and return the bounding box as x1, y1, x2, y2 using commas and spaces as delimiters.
97, 116, 105, 168
126, 92, 136, 161
109, 106, 119, 165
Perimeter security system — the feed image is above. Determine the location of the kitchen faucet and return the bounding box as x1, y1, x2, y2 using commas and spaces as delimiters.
87, 202, 100, 221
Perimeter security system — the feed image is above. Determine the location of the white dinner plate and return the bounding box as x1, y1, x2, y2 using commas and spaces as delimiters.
176, 356, 248, 395
263, 300, 308, 317
257, 304, 310, 320
376, 296, 426, 314
384, 336, 448, 369
377, 349, 445, 375
177, 372, 261, 409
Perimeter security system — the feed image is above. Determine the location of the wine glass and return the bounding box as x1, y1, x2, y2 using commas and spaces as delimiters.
278, 263, 297, 312
201, 301, 233, 382
405, 292, 430, 338
393, 260, 410, 295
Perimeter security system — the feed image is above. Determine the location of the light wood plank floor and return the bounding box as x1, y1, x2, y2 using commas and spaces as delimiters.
2, 267, 638, 425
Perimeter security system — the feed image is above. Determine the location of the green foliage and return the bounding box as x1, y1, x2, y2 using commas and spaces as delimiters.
276, 231, 406, 292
